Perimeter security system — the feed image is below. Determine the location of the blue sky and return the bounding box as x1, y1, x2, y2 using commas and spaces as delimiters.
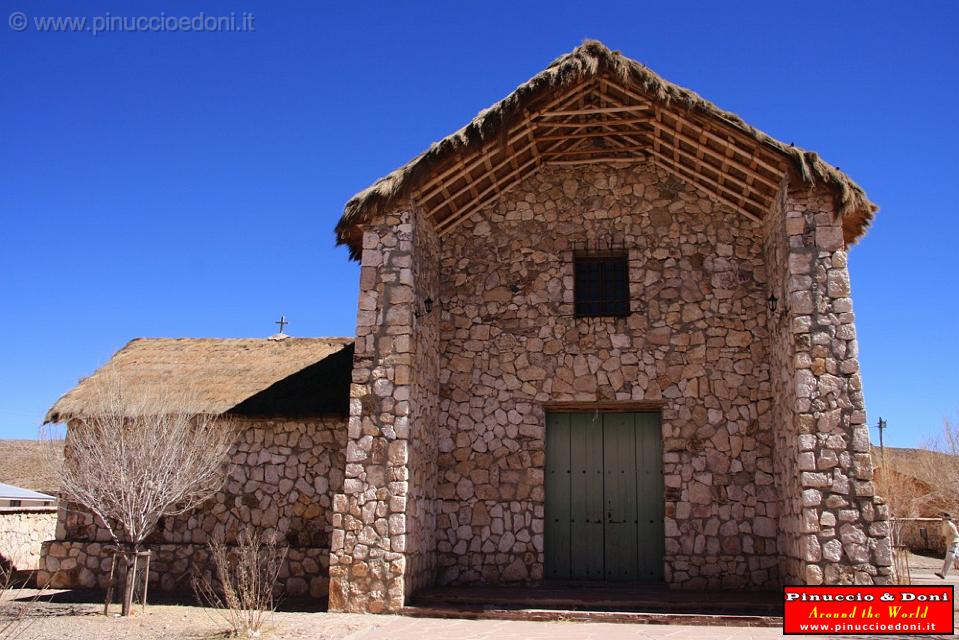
1, 1, 956, 446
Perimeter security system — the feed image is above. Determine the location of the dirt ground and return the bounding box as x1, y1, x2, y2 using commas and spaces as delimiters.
0, 591, 792, 640
2, 552, 958, 640
0, 589, 382, 640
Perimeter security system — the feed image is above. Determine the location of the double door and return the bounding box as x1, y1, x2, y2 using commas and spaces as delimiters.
544, 411, 664, 581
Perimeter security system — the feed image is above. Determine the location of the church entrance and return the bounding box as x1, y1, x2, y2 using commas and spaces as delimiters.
544, 411, 664, 581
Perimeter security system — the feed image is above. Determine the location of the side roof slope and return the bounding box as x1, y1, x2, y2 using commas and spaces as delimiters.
45, 337, 352, 422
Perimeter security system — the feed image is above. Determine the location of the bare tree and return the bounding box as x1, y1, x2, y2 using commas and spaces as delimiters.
0, 566, 46, 640
193, 531, 287, 638
47, 370, 236, 617
0, 566, 31, 640
874, 451, 928, 520
917, 417, 959, 515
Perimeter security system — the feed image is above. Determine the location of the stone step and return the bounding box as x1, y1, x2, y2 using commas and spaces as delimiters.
401, 605, 784, 627
410, 584, 783, 617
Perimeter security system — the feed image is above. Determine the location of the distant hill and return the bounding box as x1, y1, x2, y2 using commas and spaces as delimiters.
873, 445, 958, 518
875, 445, 955, 476
0, 439, 63, 495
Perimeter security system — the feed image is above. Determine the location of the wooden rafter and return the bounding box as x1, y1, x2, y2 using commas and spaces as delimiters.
597, 87, 782, 194
431, 86, 593, 232
415, 83, 588, 203
651, 155, 763, 223
650, 127, 769, 210
605, 77, 786, 177
423, 75, 791, 235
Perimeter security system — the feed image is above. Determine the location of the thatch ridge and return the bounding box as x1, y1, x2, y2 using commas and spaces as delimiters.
44, 337, 353, 423
335, 39, 877, 257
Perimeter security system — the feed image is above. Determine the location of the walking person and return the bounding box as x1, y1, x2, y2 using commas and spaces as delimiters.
935, 512, 959, 579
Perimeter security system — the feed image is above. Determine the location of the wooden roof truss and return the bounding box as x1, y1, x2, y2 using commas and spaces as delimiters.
414, 78, 789, 236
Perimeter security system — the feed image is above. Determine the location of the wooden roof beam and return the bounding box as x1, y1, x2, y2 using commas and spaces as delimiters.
596, 88, 782, 193
415, 83, 590, 200
537, 104, 652, 118
436, 154, 541, 235
650, 152, 765, 224
604, 77, 787, 176
433, 121, 586, 233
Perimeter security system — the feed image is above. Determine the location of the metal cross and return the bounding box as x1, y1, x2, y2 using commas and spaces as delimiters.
275, 315, 288, 334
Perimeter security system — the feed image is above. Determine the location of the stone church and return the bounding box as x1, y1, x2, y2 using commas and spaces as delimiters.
42, 40, 891, 612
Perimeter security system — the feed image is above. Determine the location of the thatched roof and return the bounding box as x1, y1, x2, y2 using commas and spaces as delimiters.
44, 337, 352, 423
335, 40, 877, 258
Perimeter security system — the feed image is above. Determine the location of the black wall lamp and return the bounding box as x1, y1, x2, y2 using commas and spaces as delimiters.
414, 296, 434, 318
767, 293, 779, 313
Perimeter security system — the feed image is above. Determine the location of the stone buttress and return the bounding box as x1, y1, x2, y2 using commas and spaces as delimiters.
765, 180, 892, 585
328, 207, 440, 612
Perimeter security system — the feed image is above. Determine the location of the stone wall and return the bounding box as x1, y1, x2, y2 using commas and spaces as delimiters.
774, 186, 892, 584
404, 211, 441, 595
42, 416, 345, 598
38, 539, 329, 597
764, 186, 805, 582
0, 509, 57, 571
329, 207, 441, 612
436, 161, 780, 589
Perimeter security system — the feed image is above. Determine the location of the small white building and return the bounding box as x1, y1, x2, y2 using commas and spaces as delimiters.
0, 483, 55, 509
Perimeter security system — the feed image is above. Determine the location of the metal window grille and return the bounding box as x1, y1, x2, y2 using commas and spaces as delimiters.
574, 251, 630, 317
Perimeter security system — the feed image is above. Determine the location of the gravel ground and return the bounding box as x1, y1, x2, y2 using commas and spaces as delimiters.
0, 589, 383, 640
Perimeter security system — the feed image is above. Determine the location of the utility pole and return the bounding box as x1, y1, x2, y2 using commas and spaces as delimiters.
876, 417, 887, 468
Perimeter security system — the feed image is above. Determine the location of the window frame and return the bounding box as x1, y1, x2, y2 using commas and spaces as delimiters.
572, 250, 631, 318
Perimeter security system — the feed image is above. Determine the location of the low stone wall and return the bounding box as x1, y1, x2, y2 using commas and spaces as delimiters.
0, 509, 58, 571
37, 540, 330, 598
895, 520, 944, 556
43, 417, 344, 599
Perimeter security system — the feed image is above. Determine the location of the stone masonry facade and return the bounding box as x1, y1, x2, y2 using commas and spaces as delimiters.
39, 417, 345, 598
328, 159, 891, 612
437, 162, 778, 589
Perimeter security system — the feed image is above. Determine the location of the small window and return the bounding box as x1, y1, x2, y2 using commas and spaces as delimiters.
574, 251, 630, 317
9, 500, 21, 508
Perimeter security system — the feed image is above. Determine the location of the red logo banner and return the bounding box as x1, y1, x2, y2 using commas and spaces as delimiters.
784, 586, 954, 635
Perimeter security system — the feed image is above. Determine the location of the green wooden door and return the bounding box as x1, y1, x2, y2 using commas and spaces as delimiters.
545, 411, 663, 581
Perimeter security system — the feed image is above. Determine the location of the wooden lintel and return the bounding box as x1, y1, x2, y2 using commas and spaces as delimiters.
542, 400, 665, 413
